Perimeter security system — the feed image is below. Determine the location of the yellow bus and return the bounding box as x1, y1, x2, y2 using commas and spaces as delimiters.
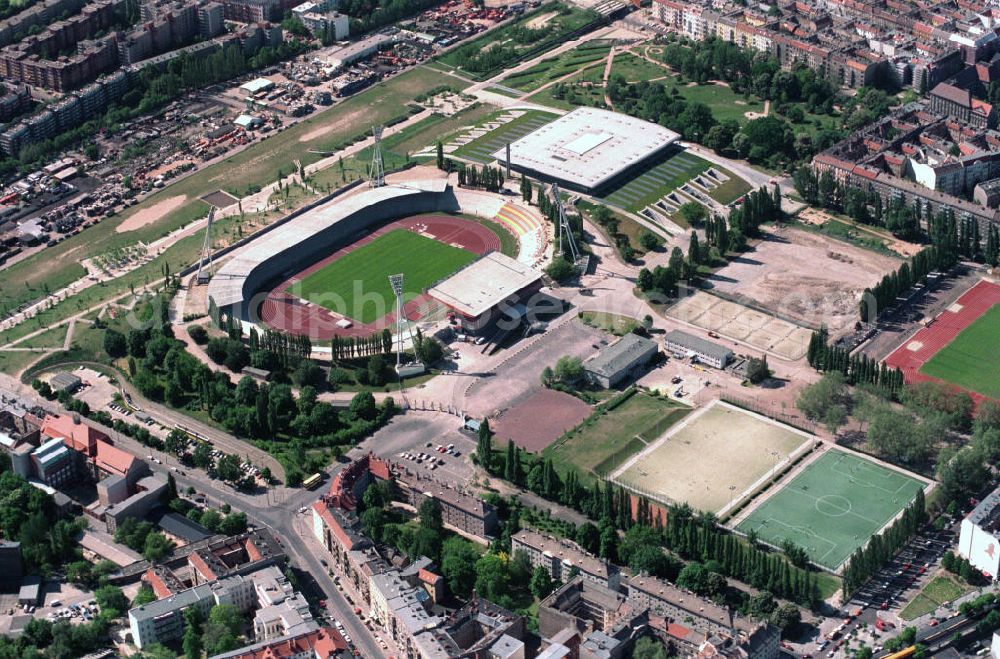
303, 473, 323, 490
885, 646, 916, 659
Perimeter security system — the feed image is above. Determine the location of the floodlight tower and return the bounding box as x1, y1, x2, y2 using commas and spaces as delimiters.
389, 273, 406, 369
369, 125, 386, 188
550, 183, 580, 264
195, 207, 217, 285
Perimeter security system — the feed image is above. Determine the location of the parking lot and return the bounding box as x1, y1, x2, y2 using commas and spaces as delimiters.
352, 412, 477, 488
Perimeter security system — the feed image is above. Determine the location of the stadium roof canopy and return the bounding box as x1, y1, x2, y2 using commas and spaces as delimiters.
492, 107, 680, 191
428, 252, 541, 319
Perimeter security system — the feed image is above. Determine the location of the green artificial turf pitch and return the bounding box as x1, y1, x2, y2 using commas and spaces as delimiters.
736, 450, 924, 571
288, 229, 476, 324
920, 303, 1000, 399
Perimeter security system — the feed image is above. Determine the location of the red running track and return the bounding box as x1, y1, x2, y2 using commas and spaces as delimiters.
259, 215, 503, 340
885, 279, 1000, 402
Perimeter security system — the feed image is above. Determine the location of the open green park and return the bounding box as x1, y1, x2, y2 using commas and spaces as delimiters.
500, 40, 612, 92
920, 303, 1000, 399
899, 574, 973, 621
737, 450, 925, 571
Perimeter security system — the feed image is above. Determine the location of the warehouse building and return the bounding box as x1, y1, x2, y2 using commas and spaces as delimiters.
662, 329, 733, 369
583, 333, 658, 388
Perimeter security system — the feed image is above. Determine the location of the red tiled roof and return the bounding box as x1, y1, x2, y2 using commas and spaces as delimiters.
226, 626, 348, 659
667, 622, 693, 639
245, 537, 263, 562
313, 500, 358, 551
189, 552, 218, 582
418, 568, 442, 585
95, 440, 137, 476
145, 569, 174, 599
42, 414, 106, 454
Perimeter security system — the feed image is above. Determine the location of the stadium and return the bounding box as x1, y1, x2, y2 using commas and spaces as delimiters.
206, 179, 550, 341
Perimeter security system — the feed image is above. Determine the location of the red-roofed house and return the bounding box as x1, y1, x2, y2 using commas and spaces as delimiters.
223, 626, 348, 659
417, 568, 444, 603
41, 414, 106, 454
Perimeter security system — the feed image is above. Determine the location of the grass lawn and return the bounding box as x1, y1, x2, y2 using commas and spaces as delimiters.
610, 53, 672, 83
527, 64, 605, 110
0, 350, 46, 377
501, 41, 611, 92
0, 66, 462, 323
289, 229, 476, 324
597, 146, 710, 213
543, 393, 689, 484
578, 311, 639, 336
920, 303, 1000, 399
437, 2, 599, 80
576, 199, 659, 255
737, 450, 925, 571
900, 574, 972, 621
0, 208, 266, 354
705, 170, 752, 205
16, 324, 69, 350
451, 109, 560, 163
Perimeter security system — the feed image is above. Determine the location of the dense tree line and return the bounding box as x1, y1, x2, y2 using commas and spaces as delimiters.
458, 163, 505, 192
729, 185, 782, 239
806, 327, 904, 396
0, 465, 85, 573
108, 297, 397, 484
330, 330, 392, 361
476, 425, 821, 606
858, 246, 946, 322
841, 490, 924, 596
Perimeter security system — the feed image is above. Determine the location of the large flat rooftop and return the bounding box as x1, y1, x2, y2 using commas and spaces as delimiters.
427, 251, 541, 319
492, 107, 679, 191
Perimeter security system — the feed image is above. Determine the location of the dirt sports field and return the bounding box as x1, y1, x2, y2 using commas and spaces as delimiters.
610, 400, 814, 514
260, 214, 502, 339
885, 279, 1000, 402
492, 389, 592, 452
707, 226, 900, 335
667, 290, 812, 360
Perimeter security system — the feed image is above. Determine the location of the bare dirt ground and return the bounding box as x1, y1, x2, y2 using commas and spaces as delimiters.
116, 194, 188, 233
298, 107, 368, 143
526, 10, 558, 28
798, 208, 923, 257
493, 388, 592, 451
463, 318, 606, 419
705, 225, 900, 335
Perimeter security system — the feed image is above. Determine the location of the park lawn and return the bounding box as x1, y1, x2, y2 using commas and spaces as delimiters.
15, 324, 69, 350
289, 229, 476, 324
676, 82, 763, 125
705, 170, 753, 205
451, 109, 560, 163
0, 66, 463, 319
610, 53, 672, 83
0, 350, 46, 378
576, 199, 659, 255
527, 64, 605, 110
900, 574, 972, 621
502, 41, 612, 92
578, 311, 639, 336
921, 303, 1000, 398
543, 393, 689, 484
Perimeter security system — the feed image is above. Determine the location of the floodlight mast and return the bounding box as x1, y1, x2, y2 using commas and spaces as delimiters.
550, 183, 580, 263
195, 206, 217, 284
389, 273, 405, 368
369, 125, 385, 188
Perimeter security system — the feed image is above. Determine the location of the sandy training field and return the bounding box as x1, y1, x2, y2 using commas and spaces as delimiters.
667, 290, 812, 360
706, 227, 900, 335
610, 400, 814, 514
116, 195, 187, 233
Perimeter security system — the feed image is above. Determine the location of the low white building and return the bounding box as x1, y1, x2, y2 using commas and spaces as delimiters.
959, 486, 1000, 579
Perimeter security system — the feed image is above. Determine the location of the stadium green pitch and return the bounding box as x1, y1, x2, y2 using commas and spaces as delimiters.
920, 303, 1000, 399
288, 229, 477, 324
736, 450, 924, 571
